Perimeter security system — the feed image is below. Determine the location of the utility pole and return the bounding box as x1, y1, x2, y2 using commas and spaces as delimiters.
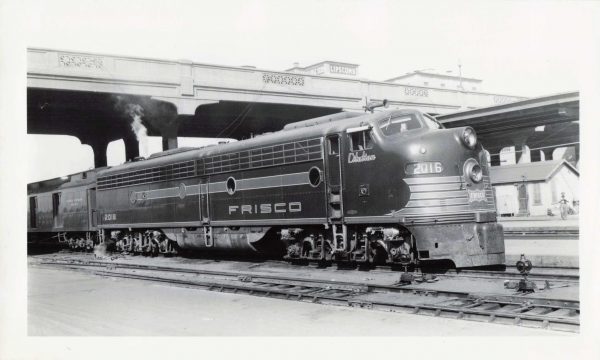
458, 59, 463, 90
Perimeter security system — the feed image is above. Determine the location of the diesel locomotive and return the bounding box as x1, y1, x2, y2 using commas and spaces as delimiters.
27, 108, 505, 268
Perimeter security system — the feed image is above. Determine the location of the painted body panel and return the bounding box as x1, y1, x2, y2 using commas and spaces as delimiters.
97, 177, 201, 228
207, 162, 327, 224
27, 170, 102, 246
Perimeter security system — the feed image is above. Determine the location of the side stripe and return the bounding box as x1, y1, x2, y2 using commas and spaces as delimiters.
130, 172, 312, 200
209, 172, 310, 194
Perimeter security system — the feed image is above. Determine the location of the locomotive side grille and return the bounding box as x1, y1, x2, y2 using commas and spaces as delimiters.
198, 138, 322, 176
97, 160, 196, 190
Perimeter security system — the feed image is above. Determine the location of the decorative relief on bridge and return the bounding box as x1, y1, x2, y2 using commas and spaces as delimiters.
59, 54, 104, 69
404, 87, 429, 97
262, 72, 305, 86
493, 95, 518, 105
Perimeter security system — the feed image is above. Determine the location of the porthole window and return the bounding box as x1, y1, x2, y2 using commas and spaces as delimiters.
308, 167, 322, 187
226, 177, 236, 195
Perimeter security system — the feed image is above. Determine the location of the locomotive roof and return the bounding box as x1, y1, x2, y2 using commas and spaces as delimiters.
98, 109, 423, 177
28, 168, 106, 194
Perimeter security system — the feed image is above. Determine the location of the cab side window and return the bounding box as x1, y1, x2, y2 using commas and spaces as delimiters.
349, 130, 373, 151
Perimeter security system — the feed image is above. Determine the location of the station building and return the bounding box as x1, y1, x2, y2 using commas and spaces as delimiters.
490, 160, 579, 217
385, 70, 483, 92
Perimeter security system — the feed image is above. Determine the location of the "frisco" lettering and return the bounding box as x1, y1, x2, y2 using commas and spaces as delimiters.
228, 202, 302, 215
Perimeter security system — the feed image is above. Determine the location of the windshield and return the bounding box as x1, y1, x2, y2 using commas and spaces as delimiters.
378, 113, 422, 136
423, 114, 444, 129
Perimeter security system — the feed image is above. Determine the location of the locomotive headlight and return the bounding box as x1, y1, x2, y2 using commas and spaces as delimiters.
466, 161, 483, 183
461, 127, 477, 149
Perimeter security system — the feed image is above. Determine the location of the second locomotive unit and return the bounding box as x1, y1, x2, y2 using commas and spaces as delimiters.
28, 107, 505, 268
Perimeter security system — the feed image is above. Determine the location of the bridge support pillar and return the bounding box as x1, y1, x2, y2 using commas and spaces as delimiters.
80, 137, 110, 168
530, 148, 542, 162
486, 146, 503, 167
124, 135, 140, 161
91, 140, 109, 168
149, 97, 219, 151
163, 137, 178, 151
160, 122, 180, 151
542, 148, 554, 161
515, 143, 527, 164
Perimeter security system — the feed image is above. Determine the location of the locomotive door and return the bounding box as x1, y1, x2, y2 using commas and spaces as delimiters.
325, 135, 343, 220
52, 192, 63, 228
200, 177, 210, 224
88, 189, 97, 228
516, 183, 529, 216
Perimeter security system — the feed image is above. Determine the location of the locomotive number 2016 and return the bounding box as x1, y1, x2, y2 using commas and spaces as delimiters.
405, 162, 443, 175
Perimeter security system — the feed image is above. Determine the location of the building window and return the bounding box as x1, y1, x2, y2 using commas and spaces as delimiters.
472, 87, 477, 91
532, 183, 542, 205
551, 180, 558, 203
423, 81, 429, 86
440, 83, 445, 87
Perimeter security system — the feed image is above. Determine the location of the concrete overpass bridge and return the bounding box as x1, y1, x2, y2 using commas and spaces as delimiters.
28, 48, 528, 167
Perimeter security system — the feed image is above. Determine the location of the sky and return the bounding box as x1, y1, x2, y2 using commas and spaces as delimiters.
18, 0, 599, 181
23, 0, 594, 96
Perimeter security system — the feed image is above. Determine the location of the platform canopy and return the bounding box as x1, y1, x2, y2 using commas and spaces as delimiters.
435, 92, 579, 163
435, 91, 579, 135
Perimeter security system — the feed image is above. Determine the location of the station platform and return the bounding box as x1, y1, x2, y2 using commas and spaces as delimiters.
504, 239, 578, 268
499, 215, 579, 268
499, 215, 579, 232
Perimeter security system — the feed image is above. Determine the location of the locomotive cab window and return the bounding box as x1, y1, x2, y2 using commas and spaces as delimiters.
349, 130, 373, 151
379, 114, 422, 136
423, 114, 444, 129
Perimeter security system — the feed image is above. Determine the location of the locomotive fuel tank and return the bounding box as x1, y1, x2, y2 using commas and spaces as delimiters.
163, 226, 285, 256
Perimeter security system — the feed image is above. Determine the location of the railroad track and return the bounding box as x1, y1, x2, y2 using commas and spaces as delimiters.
441, 268, 579, 282
32, 257, 580, 332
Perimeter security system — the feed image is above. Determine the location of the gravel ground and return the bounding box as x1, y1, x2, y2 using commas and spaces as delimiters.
28, 265, 568, 336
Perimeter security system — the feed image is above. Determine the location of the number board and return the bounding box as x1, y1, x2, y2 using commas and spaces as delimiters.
405, 162, 443, 175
